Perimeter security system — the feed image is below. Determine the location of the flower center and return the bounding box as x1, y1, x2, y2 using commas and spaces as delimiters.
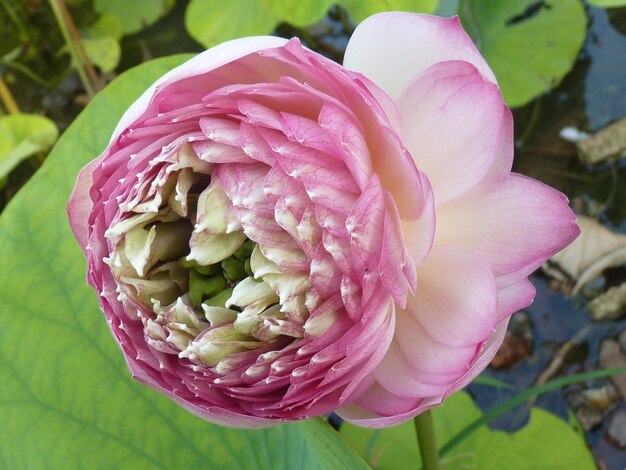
104, 144, 309, 370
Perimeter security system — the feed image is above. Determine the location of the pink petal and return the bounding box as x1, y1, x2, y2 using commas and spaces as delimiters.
67, 157, 102, 253
199, 116, 241, 146
436, 174, 580, 284
337, 317, 513, 428
487, 106, 514, 177
447, 318, 510, 393
111, 36, 289, 142
406, 245, 498, 347
379, 192, 413, 307
346, 175, 385, 275
496, 278, 536, 323
353, 380, 421, 416
398, 60, 506, 204
400, 176, 435, 265
371, 125, 428, 220
318, 103, 372, 190
373, 336, 475, 397
239, 122, 276, 165
337, 390, 439, 428
343, 13, 496, 100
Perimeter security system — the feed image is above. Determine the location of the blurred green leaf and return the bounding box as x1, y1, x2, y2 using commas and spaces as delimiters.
185, 0, 279, 48
340, 392, 596, 469
0, 113, 58, 184
341, 0, 439, 23
259, 0, 334, 27
82, 36, 120, 73
0, 54, 368, 470
459, 0, 586, 107
94, 0, 169, 35
434, 0, 460, 17
184, 0, 440, 49
89, 14, 124, 41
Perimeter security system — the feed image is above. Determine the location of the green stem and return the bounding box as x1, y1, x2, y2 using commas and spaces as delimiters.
48, 0, 96, 97
0, 75, 19, 114
0, 0, 30, 42
519, 98, 542, 144
414, 411, 441, 470
0, 60, 56, 89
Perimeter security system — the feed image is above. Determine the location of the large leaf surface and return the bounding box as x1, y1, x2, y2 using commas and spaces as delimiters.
0, 54, 368, 470
341, 0, 438, 23
259, 0, 334, 27
0, 113, 58, 183
94, 0, 170, 35
340, 392, 595, 469
185, 0, 438, 48
185, 0, 279, 48
460, 0, 586, 107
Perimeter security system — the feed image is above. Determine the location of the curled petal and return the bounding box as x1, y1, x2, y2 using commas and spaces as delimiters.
436, 174, 580, 284
344, 13, 496, 100
398, 60, 506, 204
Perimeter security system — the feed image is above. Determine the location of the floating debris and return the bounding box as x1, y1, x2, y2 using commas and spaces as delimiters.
599, 340, 626, 402
608, 411, 626, 449
576, 117, 626, 164
589, 282, 626, 321
544, 216, 626, 295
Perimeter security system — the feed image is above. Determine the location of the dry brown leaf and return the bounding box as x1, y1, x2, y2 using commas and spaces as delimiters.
546, 215, 626, 294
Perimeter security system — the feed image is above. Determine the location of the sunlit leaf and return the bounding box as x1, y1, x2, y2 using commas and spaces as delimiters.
82, 36, 121, 73
341, 0, 439, 23
94, 0, 170, 35
89, 14, 124, 41
0, 54, 367, 470
340, 392, 595, 469
0, 113, 58, 184
441, 367, 626, 457
259, 0, 334, 27
459, 0, 586, 107
185, 0, 279, 48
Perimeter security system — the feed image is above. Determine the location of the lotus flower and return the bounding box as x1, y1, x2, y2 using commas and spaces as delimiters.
67, 12, 579, 427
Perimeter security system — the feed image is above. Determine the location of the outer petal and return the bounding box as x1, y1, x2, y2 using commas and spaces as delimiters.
403, 245, 498, 348
436, 174, 580, 284
337, 318, 510, 428
398, 61, 506, 204
69, 37, 288, 253
111, 36, 289, 143
67, 157, 103, 253
495, 278, 536, 323
337, 390, 439, 428
343, 13, 496, 100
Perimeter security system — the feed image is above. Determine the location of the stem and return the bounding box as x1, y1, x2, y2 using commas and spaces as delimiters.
0, 0, 30, 42
0, 60, 56, 89
519, 98, 542, 144
414, 411, 441, 470
0, 76, 20, 114
48, 0, 98, 96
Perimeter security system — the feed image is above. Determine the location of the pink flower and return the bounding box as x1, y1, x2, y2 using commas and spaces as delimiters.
68, 12, 578, 428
